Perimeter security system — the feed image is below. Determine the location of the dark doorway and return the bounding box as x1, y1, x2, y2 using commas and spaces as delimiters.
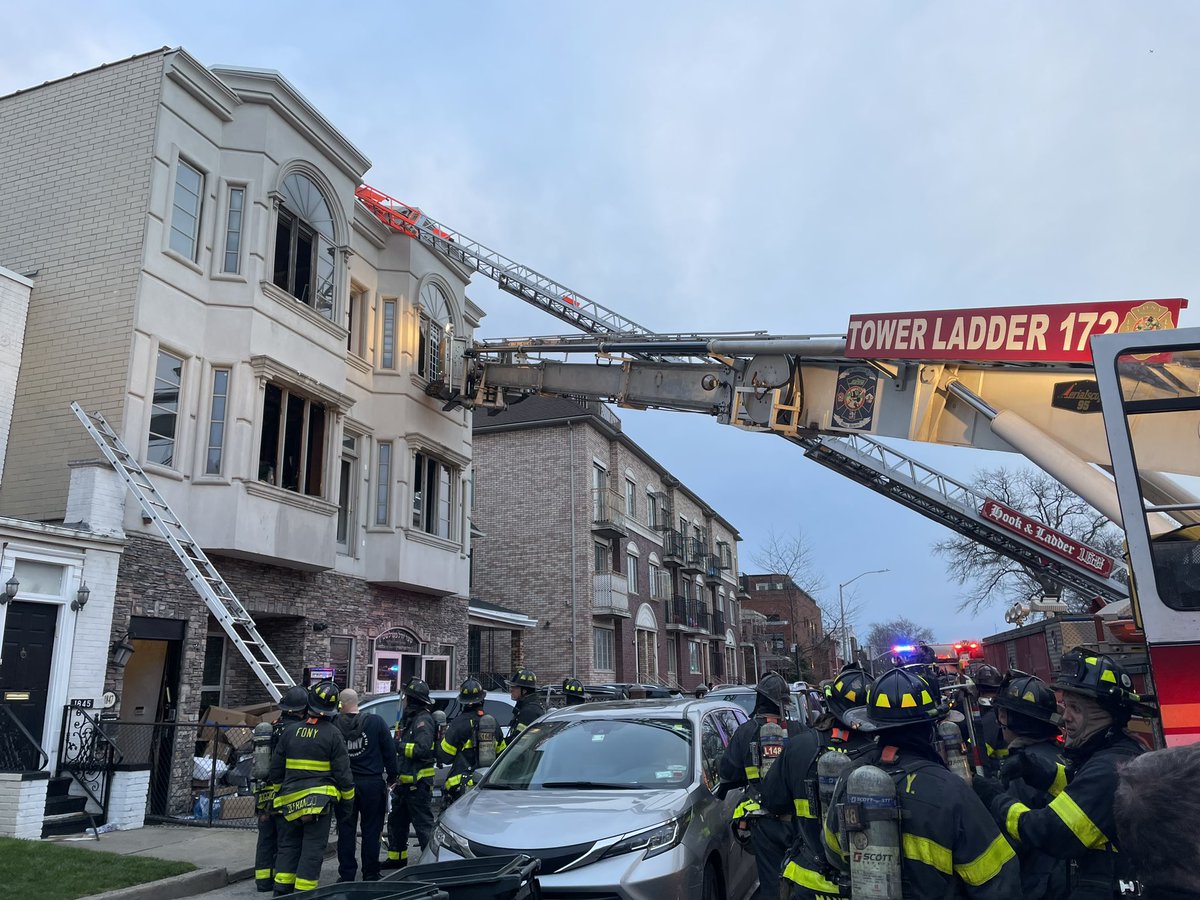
0, 601, 59, 747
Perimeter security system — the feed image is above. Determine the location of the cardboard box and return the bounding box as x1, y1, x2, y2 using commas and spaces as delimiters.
219, 794, 258, 820
199, 705, 276, 743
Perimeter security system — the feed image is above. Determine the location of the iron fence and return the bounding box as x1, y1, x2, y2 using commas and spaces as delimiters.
98, 719, 258, 828
0, 703, 47, 773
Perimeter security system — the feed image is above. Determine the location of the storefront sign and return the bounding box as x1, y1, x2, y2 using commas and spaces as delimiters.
845, 299, 1186, 363
980, 499, 1116, 576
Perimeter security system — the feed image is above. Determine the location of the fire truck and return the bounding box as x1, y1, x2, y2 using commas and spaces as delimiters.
354, 182, 1200, 748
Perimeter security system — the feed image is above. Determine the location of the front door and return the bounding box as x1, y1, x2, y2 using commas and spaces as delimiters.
0, 600, 58, 747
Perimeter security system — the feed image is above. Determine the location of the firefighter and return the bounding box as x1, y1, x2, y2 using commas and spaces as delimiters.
973, 650, 1146, 898
268, 680, 355, 895
253, 685, 309, 893
333, 688, 398, 883
991, 671, 1068, 898
972, 663, 1008, 775
500, 668, 544, 748
383, 677, 437, 869
825, 667, 1020, 898
562, 676, 588, 706
762, 666, 874, 899
716, 671, 802, 900
438, 677, 499, 803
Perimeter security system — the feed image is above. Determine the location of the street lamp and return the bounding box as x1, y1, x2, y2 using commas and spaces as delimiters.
838, 568, 889, 666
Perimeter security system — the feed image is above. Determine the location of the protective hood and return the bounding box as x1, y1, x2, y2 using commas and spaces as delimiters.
1062, 692, 1113, 749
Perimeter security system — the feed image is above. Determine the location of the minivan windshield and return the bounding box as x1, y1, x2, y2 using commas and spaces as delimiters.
483, 718, 693, 790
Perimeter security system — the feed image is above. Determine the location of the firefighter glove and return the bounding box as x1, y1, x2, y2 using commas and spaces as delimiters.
971, 775, 1005, 808
1016, 750, 1060, 792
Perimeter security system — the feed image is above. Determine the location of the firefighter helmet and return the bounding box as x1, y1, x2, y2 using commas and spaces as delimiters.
402, 677, 432, 705
754, 671, 791, 712
562, 677, 587, 702
843, 667, 950, 732
824, 666, 872, 720
507, 668, 538, 693
974, 664, 1005, 690
993, 671, 1062, 725
279, 685, 310, 714
307, 680, 340, 718
1053, 650, 1140, 715
458, 677, 485, 706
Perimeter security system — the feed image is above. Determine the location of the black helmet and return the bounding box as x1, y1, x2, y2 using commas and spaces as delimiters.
279, 685, 310, 714
563, 677, 587, 703
974, 664, 1005, 690
458, 677, 485, 706
1054, 650, 1140, 716
307, 680, 340, 718
843, 667, 955, 732
507, 668, 537, 693
402, 677, 432, 705
994, 671, 1062, 725
755, 671, 790, 712
824, 667, 872, 720
693, 684, 710, 698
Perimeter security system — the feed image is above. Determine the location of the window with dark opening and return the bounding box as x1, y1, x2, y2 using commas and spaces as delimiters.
258, 383, 327, 497
272, 173, 336, 319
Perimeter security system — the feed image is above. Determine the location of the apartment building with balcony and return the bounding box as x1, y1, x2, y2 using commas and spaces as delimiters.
471, 396, 744, 691
741, 574, 837, 683
0, 48, 481, 753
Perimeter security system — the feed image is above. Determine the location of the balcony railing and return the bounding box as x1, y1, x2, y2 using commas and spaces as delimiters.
695, 605, 712, 633
712, 610, 726, 635
704, 555, 723, 582
591, 488, 627, 537
682, 537, 706, 574
593, 572, 630, 616
663, 529, 686, 565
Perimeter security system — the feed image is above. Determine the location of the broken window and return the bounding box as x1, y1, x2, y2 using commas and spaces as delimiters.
258, 383, 327, 497
272, 172, 336, 319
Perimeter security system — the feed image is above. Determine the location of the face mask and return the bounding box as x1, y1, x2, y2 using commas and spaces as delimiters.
1062, 693, 1112, 748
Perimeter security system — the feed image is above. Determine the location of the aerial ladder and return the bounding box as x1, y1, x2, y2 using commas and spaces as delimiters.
356, 184, 1200, 608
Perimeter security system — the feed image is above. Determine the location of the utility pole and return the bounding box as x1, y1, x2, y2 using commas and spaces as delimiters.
838, 568, 889, 666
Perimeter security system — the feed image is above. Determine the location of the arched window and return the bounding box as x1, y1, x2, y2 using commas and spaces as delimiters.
273, 172, 337, 319
635, 604, 659, 682
417, 282, 452, 382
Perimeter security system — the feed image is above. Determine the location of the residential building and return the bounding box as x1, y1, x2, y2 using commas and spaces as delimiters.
740, 574, 836, 683
0, 49, 484, 825
471, 396, 743, 692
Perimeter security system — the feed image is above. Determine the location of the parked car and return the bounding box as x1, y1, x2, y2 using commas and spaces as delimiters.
589, 682, 680, 699
358, 689, 516, 729
705, 684, 812, 726
422, 698, 758, 900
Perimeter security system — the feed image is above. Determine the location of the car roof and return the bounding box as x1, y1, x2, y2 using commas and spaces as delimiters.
538, 697, 745, 722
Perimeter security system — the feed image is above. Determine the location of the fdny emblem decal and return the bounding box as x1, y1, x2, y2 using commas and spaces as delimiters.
833, 366, 878, 430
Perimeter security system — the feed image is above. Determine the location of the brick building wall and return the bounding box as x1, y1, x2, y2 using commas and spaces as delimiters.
742, 574, 836, 682
107, 534, 468, 714
0, 51, 164, 520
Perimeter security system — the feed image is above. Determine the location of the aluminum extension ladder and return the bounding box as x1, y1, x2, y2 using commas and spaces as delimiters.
71, 402, 295, 700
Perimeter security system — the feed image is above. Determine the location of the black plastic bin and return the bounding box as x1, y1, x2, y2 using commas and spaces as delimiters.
299, 882, 447, 900
384, 854, 541, 900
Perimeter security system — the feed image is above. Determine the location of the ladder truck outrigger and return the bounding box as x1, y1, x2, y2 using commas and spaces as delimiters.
357, 182, 1200, 747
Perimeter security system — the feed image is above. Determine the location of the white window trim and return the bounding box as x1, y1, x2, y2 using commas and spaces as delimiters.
165, 154, 205, 269
196, 362, 233, 482
212, 180, 249, 280
374, 438, 393, 528
146, 344, 189, 475
593, 626, 616, 673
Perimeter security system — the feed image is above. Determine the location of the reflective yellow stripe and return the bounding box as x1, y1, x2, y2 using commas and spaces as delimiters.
903, 833, 952, 874
744, 765, 760, 780
404, 743, 415, 759
1049, 763, 1067, 797
954, 833, 1016, 886
732, 798, 761, 820
255, 868, 273, 880
274, 785, 339, 806
339, 787, 355, 801
296, 877, 319, 890
462, 739, 474, 750
445, 774, 462, 789
1006, 801, 1028, 841
825, 821, 846, 859
794, 798, 814, 818
275, 872, 296, 885
1049, 790, 1108, 849
782, 860, 840, 893
387, 850, 400, 860
440, 738, 458, 756
418, 766, 435, 780
286, 758, 331, 771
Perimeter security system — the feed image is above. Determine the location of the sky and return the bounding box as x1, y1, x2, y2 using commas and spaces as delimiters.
5, 1, 1200, 642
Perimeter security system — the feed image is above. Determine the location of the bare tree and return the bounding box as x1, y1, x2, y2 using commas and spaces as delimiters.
863, 617, 936, 661
751, 527, 857, 679
933, 466, 1124, 615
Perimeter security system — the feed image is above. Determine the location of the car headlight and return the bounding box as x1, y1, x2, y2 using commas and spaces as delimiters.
602, 810, 691, 860
432, 822, 474, 859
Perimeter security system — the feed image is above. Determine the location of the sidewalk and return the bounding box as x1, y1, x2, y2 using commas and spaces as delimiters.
47, 823, 415, 899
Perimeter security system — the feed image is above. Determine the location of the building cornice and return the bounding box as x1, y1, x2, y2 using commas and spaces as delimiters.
210, 65, 372, 181
164, 49, 239, 123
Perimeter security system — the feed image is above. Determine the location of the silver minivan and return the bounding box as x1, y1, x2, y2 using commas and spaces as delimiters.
422, 698, 757, 900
